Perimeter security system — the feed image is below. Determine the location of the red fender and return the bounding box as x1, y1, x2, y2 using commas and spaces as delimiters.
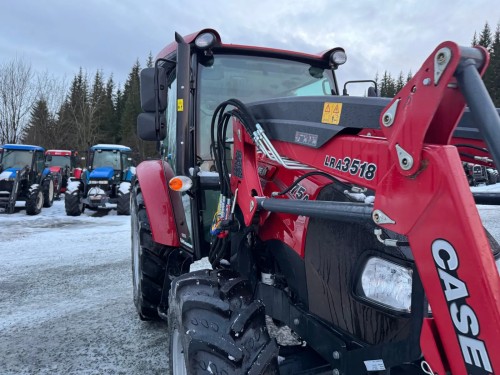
136, 160, 180, 247
73, 168, 83, 179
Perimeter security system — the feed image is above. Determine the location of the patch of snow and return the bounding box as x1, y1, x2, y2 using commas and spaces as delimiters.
119, 181, 131, 194
66, 180, 81, 193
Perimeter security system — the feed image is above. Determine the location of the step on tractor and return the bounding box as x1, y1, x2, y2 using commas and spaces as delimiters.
45, 149, 82, 197
132, 29, 500, 375
65, 144, 135, 216
0, 144, 55, 215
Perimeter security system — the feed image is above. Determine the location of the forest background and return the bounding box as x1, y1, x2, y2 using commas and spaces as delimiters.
0, 22, 498, 163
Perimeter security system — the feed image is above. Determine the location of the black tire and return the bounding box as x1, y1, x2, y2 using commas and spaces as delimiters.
43, 179, 54, 207
65, 189, 83, 216
26, 186, 44, 215
486, 169, 498, 185
131, 184, 171, 320
168, 269, 279, 375
117, 191, 131, 215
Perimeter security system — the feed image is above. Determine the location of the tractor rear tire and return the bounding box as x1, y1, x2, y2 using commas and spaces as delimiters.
65, 190, 83, 216
26, 187, 44, 215
131, 185, 170, 320
43, 179, 54, 208
167, 269, 279, 375
117, 191, 131, 215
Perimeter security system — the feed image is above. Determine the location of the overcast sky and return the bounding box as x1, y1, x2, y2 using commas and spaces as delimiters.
1, 0, 498, 92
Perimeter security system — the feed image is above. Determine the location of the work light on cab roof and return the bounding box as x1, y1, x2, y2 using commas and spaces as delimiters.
195, 32, 217, 49
329, 47, 347, 69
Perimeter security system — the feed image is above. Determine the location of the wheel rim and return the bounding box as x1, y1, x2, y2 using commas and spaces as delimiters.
171, 328, 188, 375
36, 191, 43, 210
131, 200, 140, 297
48, 180, 54, 201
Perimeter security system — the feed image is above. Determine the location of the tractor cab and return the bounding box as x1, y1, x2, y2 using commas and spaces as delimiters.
0, 144, 54, 214
45, 149, 81, 196
64, 144, 135, 216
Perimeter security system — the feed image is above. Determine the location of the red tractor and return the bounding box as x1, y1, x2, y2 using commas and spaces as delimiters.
45, 149, 81, 197
132, 29, 500, 374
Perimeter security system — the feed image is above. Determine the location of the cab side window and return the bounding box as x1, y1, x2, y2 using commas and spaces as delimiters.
35, 151, 45, 172
164, 74, 178, 173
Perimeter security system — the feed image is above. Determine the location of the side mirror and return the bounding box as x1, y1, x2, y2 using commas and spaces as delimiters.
140, 67, 167, 112
137, 112, 166, 141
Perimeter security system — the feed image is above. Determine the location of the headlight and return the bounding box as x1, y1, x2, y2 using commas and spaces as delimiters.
358, 257, 413, 313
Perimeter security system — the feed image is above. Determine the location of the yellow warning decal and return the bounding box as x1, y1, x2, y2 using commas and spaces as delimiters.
321, 102, 343, 125
177, 99, 184, 112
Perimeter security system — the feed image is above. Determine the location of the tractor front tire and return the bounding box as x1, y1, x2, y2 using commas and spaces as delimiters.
117, 191, 131, 215
43, 179, 55, 207
131, 185, 170, 320
65, 190, 83, 216
26, 187, 44, 215
168, 269, 279, 375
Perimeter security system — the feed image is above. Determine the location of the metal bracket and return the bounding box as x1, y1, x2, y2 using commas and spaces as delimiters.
434, 47, 452, 85
395, 144, 414, 170
382, 99, 400, 127
372, 209, 395, 225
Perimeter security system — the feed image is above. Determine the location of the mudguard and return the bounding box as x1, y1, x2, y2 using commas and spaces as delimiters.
136, 160, 180, 247
123, 166, 136, 182
41, 168, 52, 179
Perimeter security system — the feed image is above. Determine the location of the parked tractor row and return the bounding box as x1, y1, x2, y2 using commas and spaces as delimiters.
0, 143, 135, 216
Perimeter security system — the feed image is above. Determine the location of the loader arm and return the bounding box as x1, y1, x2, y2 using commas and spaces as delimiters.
230, 42, 500, 374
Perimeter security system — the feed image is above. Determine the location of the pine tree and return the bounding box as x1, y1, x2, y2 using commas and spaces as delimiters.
120, 61, 143, 160
380, 71, 396, 98
57, 69, 96, 152
146, 52, 154, 68
395, 71, 405, 93
490, 24, 500, 106
475, 22, 497, 105
24, 98, 52, 146
472, 31, 478, 46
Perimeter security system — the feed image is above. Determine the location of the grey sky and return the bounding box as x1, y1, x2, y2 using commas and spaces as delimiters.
0, 0, 498, 92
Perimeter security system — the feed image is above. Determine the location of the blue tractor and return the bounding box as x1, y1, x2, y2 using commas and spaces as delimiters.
0, 144, 55, 215
64, 144, 135, 216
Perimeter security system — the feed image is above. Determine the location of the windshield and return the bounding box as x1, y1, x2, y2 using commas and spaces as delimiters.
47, 155, 71, 168
197, 55, 334, 160
2, 150, 33, 169
92, 151, 122, 170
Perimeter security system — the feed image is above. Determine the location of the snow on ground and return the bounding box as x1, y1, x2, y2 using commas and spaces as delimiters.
0, 184, 498, 374
0, 199, 168, 375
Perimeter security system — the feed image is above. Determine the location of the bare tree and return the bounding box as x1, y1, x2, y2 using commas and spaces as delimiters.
0, 57, 39, 144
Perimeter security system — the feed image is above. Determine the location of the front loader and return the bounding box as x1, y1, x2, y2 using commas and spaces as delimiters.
132, 29, 500, 374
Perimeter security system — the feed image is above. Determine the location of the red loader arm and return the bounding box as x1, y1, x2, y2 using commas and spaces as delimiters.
231, 42, 499, 374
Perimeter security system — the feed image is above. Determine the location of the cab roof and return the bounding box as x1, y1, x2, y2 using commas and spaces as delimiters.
46, 150, 74, 156
2, 144, 45, 152
90, 144, 132, 152
156, 28, 335, 64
